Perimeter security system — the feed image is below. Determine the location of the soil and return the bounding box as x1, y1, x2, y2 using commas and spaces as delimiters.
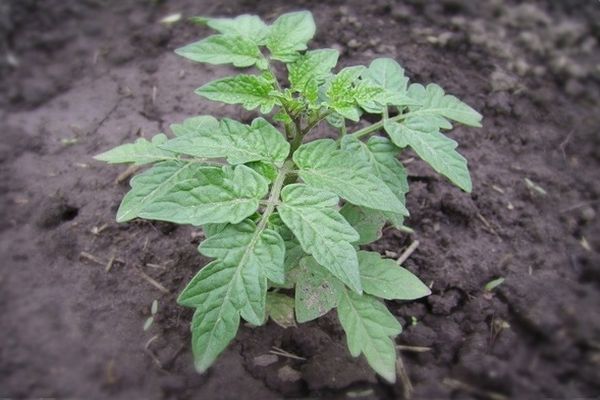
1, 0, 599, 399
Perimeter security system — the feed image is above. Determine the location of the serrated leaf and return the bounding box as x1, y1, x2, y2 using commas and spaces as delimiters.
266, 292, 296, 328
295, 256, 340, 323
170, 116, 219, 137
359, 58, 417, 113
199, 219, 285, 286
117, 161, 200, 222
196, 15, 270, 45
178, 261, 241, 373
162, 117, 289, 167
196, 74, 278, 113
267, 11, 316, 62
94, 134, 177, 165
326, 66, 366, 121
385, 117, 472, 192
407, 83, 482, 127
288, 49, 339, 94
357, 251, 431, 300
339, 204, 386, 245
341, 135, 409, 202
137, 165, 269, 225
364, 58, 408, 94
338, 289, 402, 383
294, 139, 409, 215
277, 184, 362, 293
175, 34, 265, 68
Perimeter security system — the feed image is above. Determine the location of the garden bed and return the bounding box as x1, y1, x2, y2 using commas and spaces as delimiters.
1, 0, 599, 398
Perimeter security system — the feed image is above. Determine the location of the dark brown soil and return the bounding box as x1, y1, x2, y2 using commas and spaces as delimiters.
1, 0, 599, 399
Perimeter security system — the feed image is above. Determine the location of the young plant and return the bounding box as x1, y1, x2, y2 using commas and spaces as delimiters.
95, 11, 482, 382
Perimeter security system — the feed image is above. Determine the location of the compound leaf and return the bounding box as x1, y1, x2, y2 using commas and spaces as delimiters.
178, 261, 240, 373
294, 139, 409, 215
326, 66, 366, 121
385, 117, 472, 192
338, 289, 402, 383
199, 219, 285, 286
407, 83, 482, 127
267, 11, 316, 62
196, 74, 278, 113
266, 292, 296, 328
288, 49, 339, 95
116, 161, 201, 222
277, 184, 362, 293
295, 256, 340, 323
138, 165, 269, 225
162, 117, 289, 166
94, 133, 177, 165
194, 15, 270, 45
170, 116, 219, 137
357, 251, 431, 300
175, 34, 266, 69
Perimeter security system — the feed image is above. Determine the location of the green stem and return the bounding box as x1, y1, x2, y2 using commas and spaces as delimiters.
289, 128, 304, 154
256, 159, 292, 231
350, 110, 416, 139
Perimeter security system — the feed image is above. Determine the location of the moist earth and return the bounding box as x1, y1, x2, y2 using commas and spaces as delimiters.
1, 0, 599, 399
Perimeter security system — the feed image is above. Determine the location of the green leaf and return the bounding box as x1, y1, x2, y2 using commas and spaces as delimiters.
295, 256, 340, 323
162, 117, 289, 167
170, 116, 219, 137
175, 34, 265, 68
196, 74, 278, 113
178, 261, 241, 373
407, 83, 482, 127
266, 292, 296, 328
277, 184, 362, 293
267, 11, 316, 61
341, 135, 409, 202
357, 251, 431, 300
359, 58, 417, 113
137, 165, 269, 225
385, 117, 472, 192
246, 161, 278, 182
338, 289, 402, 383
326, 66, 366, 121
94, 134, 177, 165
339, 204, 386, 245
353, 81, 386, 114
294, 139, 409, 215
203, 223, 228, 238
288, 49, 339, 94
117, 161, 200, 222
195, 15, 270, 45
363, 58, 408, 94
199, 219, 285, 286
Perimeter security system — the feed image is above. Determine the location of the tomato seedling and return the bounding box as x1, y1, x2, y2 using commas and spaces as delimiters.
95, 11, 482, 382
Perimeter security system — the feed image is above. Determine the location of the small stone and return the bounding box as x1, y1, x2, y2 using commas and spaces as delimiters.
347, 39, 360, 49
278, 365, 302, 382
581, 206, 596, 222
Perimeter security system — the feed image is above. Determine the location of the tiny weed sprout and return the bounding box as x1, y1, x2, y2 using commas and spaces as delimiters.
95, 11, 482, 382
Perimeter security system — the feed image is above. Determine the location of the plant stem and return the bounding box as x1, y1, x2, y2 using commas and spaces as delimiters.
289, 129, 304, 154
350, 110, 416, 139
256, 159, 292, 231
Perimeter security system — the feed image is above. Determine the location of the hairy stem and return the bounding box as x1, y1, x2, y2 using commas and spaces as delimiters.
350, 109, 415, 139
257, 159, 293, 231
